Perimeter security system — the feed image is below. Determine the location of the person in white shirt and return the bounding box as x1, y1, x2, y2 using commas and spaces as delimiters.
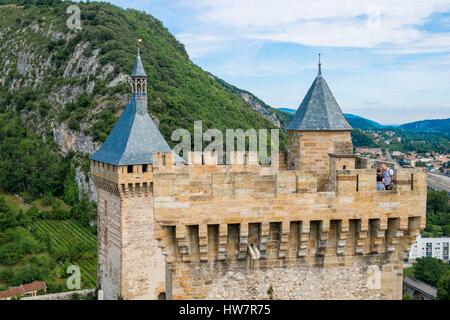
381, 163, 394, 190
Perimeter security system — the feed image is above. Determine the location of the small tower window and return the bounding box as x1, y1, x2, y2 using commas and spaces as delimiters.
127, 165, 134, 173
142, 164, 148, 173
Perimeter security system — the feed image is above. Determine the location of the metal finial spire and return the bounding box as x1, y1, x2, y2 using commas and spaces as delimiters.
318, 53, 322, 76
137, 39, 142, 55
131, 39, 147, 77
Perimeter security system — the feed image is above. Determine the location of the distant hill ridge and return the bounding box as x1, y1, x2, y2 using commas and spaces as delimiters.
277, 108, 449, 133
400, 118, 450, 134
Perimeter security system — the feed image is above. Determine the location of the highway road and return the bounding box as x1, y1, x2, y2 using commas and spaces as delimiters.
427, 173, 450, 193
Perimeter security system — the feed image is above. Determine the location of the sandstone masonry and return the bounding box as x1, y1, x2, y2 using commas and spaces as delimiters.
91, 51, 426, 300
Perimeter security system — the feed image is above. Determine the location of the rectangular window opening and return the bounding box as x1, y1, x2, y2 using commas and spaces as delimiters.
188, 225, 200, 261
269, 222, 281, 241
207, 225, 219, 261
227, 224, 240, 261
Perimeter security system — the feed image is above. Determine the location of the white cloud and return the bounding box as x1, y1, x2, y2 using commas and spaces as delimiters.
177, 0, 450, 56
110, 0, 450, 122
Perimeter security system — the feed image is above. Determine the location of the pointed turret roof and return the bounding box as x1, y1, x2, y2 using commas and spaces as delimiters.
91, 50, 182, 165
287, 57, 352, 131
131, 48, 147, 77
90, 99, 179, 165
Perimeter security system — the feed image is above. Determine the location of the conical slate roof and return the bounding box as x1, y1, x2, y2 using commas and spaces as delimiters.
91, 99, 179, 165
131, 49, 147, 77
287, 68, 352, 131
91, 50, 182, 165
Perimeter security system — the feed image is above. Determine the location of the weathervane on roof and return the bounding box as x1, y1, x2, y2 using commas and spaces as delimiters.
138, 38, 142, 55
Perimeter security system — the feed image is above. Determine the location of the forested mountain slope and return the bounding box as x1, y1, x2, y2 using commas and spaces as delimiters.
0, 0, 282, 200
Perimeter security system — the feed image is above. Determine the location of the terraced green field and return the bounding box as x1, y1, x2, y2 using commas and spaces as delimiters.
33, 220, 97, 288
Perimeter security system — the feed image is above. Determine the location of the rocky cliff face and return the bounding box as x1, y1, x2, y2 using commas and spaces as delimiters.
0, 19, 122, 199
0, 2, 281, 202
239, 91, 281, 128
53, 123, 97, 158
212, 74, 284, 128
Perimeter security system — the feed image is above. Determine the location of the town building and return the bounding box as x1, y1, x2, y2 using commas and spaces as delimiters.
90, 51, 427, 300
409, 235, 450, 262
355, 148, 382, 157
0, 281, 47, 300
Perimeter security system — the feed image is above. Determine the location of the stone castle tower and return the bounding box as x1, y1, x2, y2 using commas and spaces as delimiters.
91, 51, 427, 300
287, 57, 353, 191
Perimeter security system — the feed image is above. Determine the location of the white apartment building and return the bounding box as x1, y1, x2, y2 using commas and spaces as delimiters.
409, 236, 450, 262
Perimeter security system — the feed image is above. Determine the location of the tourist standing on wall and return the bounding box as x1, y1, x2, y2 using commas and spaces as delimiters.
381, 163, 395, 190
376, 168, 385, 191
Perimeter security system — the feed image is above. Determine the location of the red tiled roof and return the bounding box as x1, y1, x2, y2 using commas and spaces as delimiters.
22, 281, 47, 293
0, 281, 47, 299
0, 287, 25, 299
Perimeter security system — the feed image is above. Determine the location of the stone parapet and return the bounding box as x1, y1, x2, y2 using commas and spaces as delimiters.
91, 151, 426, 300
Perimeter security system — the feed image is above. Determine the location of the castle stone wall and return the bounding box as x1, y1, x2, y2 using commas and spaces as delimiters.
96, 187, 121, 300
170, 259, 402, 300
92, 153, 426, 300
121, 193, 166, 300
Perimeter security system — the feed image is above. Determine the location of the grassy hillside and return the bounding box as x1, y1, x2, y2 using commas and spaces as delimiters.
33, 220, 97, 288
0, 194, 97, 292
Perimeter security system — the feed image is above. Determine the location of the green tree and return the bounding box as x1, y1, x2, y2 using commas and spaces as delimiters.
424, 189, 450, 236
0, 196, 16, 231
63, 168, 79, 206
427, 190, 449, 215
437, 270, 450, 300
415, 161, 427, 168
70, 198, 96, 228
10, 254, 55, 287
0, 113, 71, 199
351, 129, 377, 148
0, 267, 13, 281
413, 257, 446, 287
442, 224, 450, 237
0, 227, 44, 265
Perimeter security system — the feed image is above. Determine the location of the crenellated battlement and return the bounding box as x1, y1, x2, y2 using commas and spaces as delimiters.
92, 150, 426, 300
92, 151, 426, 198
156, 217, 423, 263
91, 51, 427, 300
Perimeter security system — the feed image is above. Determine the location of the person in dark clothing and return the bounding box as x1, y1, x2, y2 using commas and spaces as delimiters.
376, 167, 385, 191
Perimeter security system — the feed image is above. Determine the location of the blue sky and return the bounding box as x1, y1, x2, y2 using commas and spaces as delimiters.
107, 0, 450, 124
